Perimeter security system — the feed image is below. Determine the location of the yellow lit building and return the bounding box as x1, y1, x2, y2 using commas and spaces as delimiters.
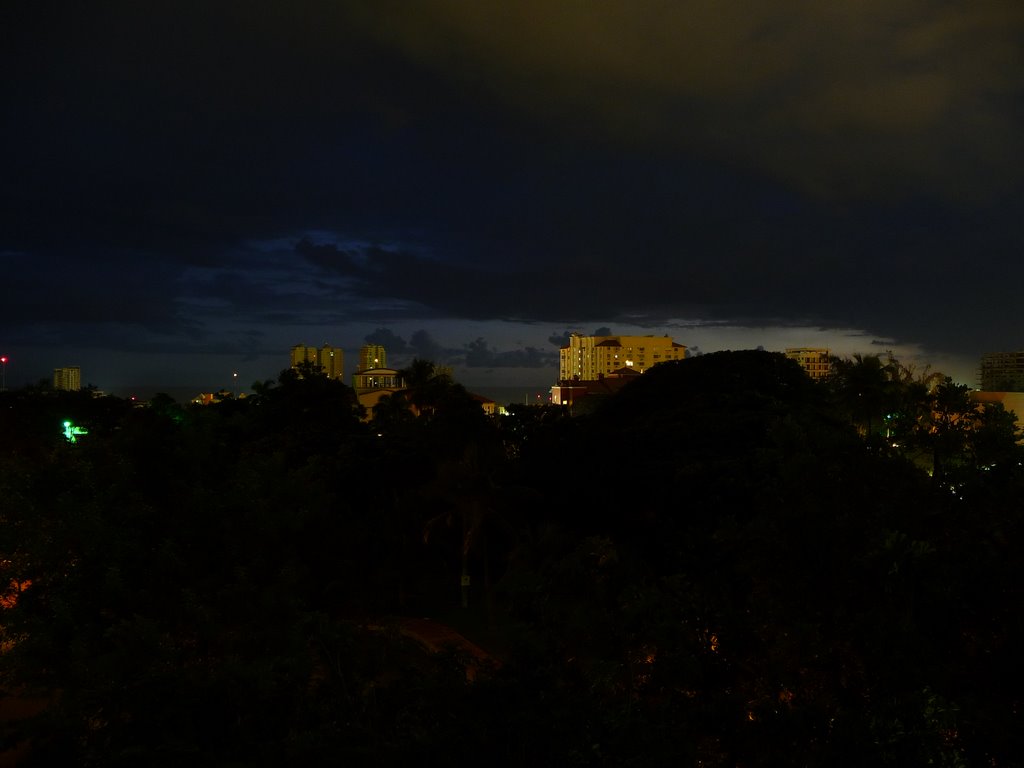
358, 344, 387, 372
290, 343, 344, 380
979, 351, 1024, 392
53, 366, 81, 391
352, 367, 404, 392
558, 334, 686, 381
784, 348, 832, 381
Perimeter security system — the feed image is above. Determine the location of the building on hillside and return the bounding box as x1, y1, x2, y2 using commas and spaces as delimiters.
358, 344, 387, 372
53, 366, 81, 391
352, 367, 404, 392
551, 366, 642, 414
468, 392, 506, 416
979, 351, 1024, 392
290, 343, 344, 380
352, 371, 502, 419
558, 334, 686, 381
784, 348, 832, 381
974, 353, 1024, 432
352, 365, 405, 419
356, 387, 405, 419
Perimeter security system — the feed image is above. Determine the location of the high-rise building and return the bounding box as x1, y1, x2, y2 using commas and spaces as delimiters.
290, 344, 317, 369
318, 345, 344, 380
358, 344, 387, 372
979, 351, 1024, 392
53, 366, 81, 391
558, 334, 686, 381
290, 344, 344, 380
784, 348, 832, 381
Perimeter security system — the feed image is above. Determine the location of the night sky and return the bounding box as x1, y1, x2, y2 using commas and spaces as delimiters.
3, 2, 1022, 395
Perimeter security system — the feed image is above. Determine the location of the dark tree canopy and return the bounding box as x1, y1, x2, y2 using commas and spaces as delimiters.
0, 351, 1020, 765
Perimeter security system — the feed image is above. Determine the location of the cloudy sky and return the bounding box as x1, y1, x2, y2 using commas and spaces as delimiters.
3, 1, 1022, 395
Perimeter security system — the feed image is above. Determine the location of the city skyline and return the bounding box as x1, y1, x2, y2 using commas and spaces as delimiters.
3, 3, 1022, 394
0, 324, 988, 400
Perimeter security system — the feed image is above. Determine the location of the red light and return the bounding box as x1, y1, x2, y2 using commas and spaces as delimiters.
0, 357, 6, 364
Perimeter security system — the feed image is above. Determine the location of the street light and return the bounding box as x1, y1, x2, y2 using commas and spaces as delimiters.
0, 356, 7, 392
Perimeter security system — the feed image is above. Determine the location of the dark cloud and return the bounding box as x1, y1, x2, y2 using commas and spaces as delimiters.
547, 329, 613, 348
295, 240, 364, 277
464, 338, 557, 369
361, 0, 1024, 199
364, 328, 410, 355
1, 2, 1022, 388
361, 328, 454, 365
294, 238, 728, 324
1, 249, 188, 341
409, 330, 446, 361
548, 331, 572, 347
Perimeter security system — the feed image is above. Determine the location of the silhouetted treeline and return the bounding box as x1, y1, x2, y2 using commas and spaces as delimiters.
0, 352, 1021, 766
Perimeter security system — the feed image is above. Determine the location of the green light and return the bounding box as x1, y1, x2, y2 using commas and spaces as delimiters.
62, 420, 89, 443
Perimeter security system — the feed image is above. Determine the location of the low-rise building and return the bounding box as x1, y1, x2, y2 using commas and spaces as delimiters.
559, 333, 686, 380
353, 367, 404, 392
784, 348, 832, 381
551, 366, 642, 414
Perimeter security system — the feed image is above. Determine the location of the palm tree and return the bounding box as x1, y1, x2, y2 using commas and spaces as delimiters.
371, 392, 413, 432
398, 359, 456, 416
831, 353, 890, 438
881, 354, 943, 449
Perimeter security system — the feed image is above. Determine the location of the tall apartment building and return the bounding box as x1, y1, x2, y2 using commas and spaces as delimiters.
558, 334, 686, 381
784, 348, 832, 381
979, 351, 1024, 392
357, 344, 387, 373
53, 366, 81, 391
290, 344, 344, 380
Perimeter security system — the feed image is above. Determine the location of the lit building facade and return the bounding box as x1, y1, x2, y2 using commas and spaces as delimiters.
979, 351, 1024, 392
784, 348, 832, 381
290, 344, 344, 380
53, 366, 81, 391
551, 367, 642, 414
358, 344, 387, 372
352, 368, 403, 391
352, 367, 406, 421
558, 334, 686, 381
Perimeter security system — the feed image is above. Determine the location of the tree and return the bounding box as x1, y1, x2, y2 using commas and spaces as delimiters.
829, 353, 892, 439
924, 377, 975, 484
398, 358, 450, 416
370, 391, 414, 433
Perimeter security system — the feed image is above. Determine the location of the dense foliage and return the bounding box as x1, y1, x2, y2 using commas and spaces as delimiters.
0, 352, 1021, 765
